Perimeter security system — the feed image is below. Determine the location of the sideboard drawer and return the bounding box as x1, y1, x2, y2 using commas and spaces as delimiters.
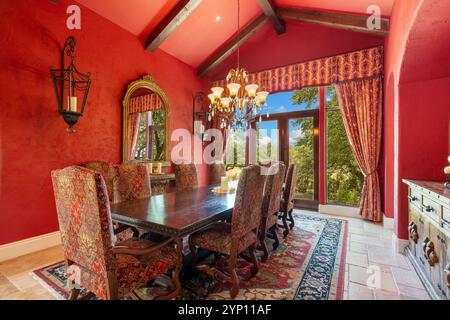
409, 188, 422, 210
422, 196, 442, 223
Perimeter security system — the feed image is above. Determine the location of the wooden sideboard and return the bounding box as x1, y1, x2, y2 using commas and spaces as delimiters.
403, 179, 450, 300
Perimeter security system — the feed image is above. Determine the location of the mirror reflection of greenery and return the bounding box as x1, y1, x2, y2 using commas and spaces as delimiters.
135, 109, 165, 162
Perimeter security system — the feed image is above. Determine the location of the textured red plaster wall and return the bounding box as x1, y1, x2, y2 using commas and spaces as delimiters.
0, 0, 210, 245
385, 0, 450, 239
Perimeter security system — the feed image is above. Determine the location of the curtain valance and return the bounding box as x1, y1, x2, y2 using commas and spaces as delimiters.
212, 46, 384, 92
129, 93, 164, 114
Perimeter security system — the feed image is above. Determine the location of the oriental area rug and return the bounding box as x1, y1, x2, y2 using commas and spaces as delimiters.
32, 212, 348, 300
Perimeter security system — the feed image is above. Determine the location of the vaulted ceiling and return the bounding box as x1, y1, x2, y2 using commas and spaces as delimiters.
76, 0, 394, 74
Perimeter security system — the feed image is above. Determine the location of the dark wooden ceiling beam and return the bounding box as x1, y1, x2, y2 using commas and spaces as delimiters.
256, 0, 286, 35
145, 0, 202, 52
197, 14, 268, 77
278, 7, 389, 36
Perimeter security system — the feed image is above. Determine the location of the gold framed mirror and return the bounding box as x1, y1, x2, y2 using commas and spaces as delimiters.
122, 75, 170, 164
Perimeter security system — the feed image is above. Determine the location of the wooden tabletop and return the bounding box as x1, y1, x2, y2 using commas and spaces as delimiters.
110, 182, 237, 237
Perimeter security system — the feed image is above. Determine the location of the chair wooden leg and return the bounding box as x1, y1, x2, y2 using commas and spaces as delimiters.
270, 225, 280, 251
282, 211, 290, 238
288, 209, 295, 229
189, 242, 197, 264
154, 265, 182, 300
259, 234, 269, 263
69, 288, 80, 300
228, 253, 239, 299
248, 244, 259, 277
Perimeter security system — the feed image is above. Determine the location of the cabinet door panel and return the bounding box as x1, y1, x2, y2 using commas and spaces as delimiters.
428, 223, 442, 293
408, 206, 420, 256
442, 232, 450, 299
417, 215, 430, 272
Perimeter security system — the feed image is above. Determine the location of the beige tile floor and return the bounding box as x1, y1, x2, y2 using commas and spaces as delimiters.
0, 211, 430, 300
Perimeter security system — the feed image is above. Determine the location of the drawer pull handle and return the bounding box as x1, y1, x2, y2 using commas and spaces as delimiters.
442, 219, 450, 229
408, 222, 419, 244
422, 205, 434, 213
408, 196, 418, 202
422, 237, 438, 266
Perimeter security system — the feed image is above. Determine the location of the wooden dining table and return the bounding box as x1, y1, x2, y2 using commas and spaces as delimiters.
110, 182, 238, 238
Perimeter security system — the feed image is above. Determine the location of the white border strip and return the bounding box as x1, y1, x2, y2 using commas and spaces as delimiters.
0, 231, 61, 262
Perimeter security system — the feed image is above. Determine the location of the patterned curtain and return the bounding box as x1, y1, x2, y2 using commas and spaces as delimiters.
336, 78, 383, 222
128, 113, 141, 160
212, 46, 384, 92
129, 94, 163, 114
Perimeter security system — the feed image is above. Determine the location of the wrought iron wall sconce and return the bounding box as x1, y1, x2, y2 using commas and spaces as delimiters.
50, 36, 91, 132
193, 92, 211, 143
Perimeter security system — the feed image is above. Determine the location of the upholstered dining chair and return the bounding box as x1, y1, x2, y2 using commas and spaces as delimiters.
174, 163, 198, 192
82, 161, 119, 202
209, 162, 226, 185
51, 166, 182, 300
189, 165, 266, 299
259, 162, 286, 262
116, 163, 152, 203
280, 164, 297, 238
82, 161, 138, 240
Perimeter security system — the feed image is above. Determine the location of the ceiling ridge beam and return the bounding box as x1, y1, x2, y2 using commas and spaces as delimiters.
145, 0, 202, 52
278, 7, 389, 36
256, 0, 286, 35
197, 14, 268, 78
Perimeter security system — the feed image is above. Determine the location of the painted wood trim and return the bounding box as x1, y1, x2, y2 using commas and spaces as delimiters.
0, 231, 61, 262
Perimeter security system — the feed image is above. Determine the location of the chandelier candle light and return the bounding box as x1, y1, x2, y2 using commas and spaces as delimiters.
208, 0, 270, 129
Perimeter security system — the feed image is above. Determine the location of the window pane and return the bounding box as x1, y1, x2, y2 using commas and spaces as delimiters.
256, 121, 279, 164
289, 118, 314, 201
326, 85, 364, 207
258, 88, 319, 115
224, 128, 247, 181
134, 113, 148, 161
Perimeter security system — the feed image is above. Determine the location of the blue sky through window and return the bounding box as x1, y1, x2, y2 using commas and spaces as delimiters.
256, 91, 313, 146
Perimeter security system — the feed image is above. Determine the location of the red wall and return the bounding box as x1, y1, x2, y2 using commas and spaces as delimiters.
0, 0, 209, 245
384, 0, 450, 239
209, 21, 385, 80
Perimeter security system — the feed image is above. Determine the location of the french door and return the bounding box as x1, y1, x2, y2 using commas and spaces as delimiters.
253, 110, 319, 210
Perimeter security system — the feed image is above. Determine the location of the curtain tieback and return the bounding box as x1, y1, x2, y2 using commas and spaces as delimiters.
365, 170, 378, 177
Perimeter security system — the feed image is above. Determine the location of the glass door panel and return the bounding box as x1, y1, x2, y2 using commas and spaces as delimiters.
288, 118, 315, 201
256, 120, 279, 164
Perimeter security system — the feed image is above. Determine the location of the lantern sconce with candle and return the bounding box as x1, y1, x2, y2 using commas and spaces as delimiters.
50, 36, 91, 132
193, 92, 210, 143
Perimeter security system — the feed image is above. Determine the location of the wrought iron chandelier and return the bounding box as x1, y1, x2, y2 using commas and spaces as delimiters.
207, 0, 269, 129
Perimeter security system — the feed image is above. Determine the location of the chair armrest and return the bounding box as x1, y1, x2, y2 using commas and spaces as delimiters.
112, 237, 180, 257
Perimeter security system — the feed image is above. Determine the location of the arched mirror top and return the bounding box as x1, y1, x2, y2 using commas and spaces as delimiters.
122, 75, 170, 165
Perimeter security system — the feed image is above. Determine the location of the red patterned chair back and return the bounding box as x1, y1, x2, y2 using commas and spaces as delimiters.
51, 166, 115, 281
210, 162, 226, 185
174, 163, 198, 191
262, 162, 286, 217
117, 163, 151, 203
283, 164, 298, 211
82, 161, 119, 203
231, 165, 266, 239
